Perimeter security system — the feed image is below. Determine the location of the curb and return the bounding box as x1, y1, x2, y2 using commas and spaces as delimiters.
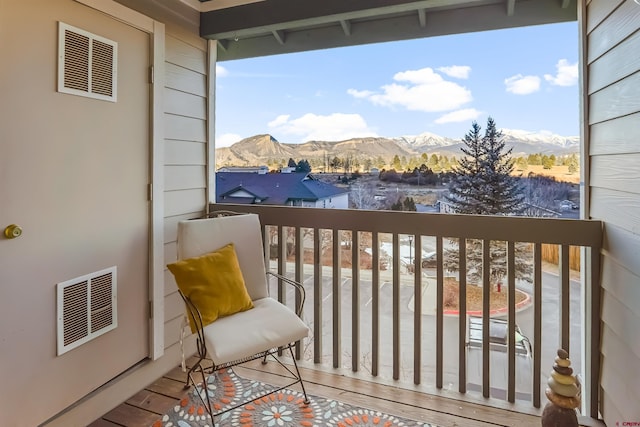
443, 290, 532, 316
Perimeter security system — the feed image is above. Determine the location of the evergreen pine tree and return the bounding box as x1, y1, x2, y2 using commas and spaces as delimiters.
445, 121, 486, 214
296, 159, 311, 173
444, 118, 529, 287
481, 117, 525, 215
443, 239, 533, 286
446, 117, 524, 215
403, 197, 417, 211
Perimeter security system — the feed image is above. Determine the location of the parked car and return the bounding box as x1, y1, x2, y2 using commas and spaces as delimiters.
559, 200, 578, 211
418, 251, 437, 269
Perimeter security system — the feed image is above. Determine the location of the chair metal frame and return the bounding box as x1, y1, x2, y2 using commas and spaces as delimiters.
177, 212, 310, 421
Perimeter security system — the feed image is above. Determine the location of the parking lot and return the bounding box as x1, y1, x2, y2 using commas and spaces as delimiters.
269, 260, 582, 404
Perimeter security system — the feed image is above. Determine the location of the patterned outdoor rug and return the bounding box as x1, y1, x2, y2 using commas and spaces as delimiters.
152, 368, 435, 427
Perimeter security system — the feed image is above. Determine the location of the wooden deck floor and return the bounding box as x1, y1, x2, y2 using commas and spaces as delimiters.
89, 357, 546, 427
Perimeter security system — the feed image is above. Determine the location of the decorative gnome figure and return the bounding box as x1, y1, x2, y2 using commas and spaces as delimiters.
541, 349, 581, 427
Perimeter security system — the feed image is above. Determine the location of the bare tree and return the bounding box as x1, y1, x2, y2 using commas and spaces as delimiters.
349, 181, 379, 210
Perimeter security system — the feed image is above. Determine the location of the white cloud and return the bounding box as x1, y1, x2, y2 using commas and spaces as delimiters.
434, 108, 482, 124
394, 68, 443, 84
544, 59, 578, 86
347, 89, 374, 99
216, 133, 242, 147
437, 65, 471, 79
348, 67, 472, 112
267, 113, 377, 143
216, 64, 229, 77
504, 74, 541, 95
267, 114, 290, 128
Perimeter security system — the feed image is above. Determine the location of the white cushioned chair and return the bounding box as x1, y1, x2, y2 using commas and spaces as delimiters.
175, 212, 310, 419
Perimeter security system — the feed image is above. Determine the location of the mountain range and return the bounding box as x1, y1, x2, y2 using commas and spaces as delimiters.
216, 130, 580, 167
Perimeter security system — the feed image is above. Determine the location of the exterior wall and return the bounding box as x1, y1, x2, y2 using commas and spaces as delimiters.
0, 1, 209, 425
0, 2, 157, 425
326, 193, 349, 209
584, 1, 640, 424
161, 26, 209, 351
303, 193, 348, 209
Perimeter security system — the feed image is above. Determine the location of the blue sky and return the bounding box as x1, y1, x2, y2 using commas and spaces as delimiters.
215, 22, 579, 147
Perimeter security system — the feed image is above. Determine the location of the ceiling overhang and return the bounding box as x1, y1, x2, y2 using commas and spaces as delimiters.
179, 0, 266, 12
198, 0, 577, 61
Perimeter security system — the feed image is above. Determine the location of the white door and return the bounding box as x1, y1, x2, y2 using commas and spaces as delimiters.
0, 1, 150, 424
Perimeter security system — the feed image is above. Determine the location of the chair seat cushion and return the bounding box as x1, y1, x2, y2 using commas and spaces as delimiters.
202, 297, 309, 366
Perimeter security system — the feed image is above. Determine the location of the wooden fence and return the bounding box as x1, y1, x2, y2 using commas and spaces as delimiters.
542, 244, 581, 271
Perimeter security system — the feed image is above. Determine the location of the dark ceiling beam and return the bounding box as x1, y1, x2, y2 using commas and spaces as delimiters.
272, 29, 286, 45
200, 0, 493, 40
217, 39, 229, 51
340, 19, 352, 36
215, 0, 576, 61
418, 8, 427, 27
506, 0, 515, 16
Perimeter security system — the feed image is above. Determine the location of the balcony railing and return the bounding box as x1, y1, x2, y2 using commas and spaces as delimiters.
210, 203, 602, 418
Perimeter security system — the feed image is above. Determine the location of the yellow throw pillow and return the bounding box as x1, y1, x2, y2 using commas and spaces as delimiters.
167, 243, 254, 332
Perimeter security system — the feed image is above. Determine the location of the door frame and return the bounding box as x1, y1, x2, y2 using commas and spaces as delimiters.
75, 0, 165, 360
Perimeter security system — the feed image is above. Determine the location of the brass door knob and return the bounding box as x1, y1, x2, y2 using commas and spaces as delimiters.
4, 224, 23, 239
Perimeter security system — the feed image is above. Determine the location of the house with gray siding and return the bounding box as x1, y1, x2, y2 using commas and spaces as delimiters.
217, 172, 349, 208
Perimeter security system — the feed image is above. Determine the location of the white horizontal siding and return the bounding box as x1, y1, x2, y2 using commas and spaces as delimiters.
601, 323, 640, 399
588, 29, 640, 94
166, 34, 206, 74
165, 62, 207, 96
164, 241, 177, 268
587, 1, 640, 425
589, 112, 640, 156
164, 87, 207, 119
600, 351, 640, 425
162, 29, 209, 353
164, 165, 206, 191
601, 222, 640, 277
165, 140, 206, 165
588, 71, 640, 124
601, 389, 625, 427
587, 1, 640, 63
601, 255, 640, 319
165, 113, 207, 142
585, 0, 623, 33
164, 188, 206, 217
601, 289, 640, 360
164, 212, 199, 243
590, 188, 640, 235
590, 154, 640, 194
164, 269, 178, 297
164, 315, 185, 348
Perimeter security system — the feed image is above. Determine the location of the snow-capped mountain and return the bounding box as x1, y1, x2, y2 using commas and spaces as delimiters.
393, 132, 458, 149
216, 129, 580, 167
500, 129, 580, 149
395, 129, 579, 155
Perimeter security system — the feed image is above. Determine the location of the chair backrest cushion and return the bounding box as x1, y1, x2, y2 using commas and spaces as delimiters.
176, 214, 269, 300
167, 243, 254, 331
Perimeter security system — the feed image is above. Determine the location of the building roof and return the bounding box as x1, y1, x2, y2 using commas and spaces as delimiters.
216, 172, 348, 205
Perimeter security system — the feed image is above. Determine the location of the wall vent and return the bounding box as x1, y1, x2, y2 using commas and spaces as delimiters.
58, 22, 117, 102
56, 266, 117, 355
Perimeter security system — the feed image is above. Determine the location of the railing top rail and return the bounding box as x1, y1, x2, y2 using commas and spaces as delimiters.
210, 204, 603, 248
